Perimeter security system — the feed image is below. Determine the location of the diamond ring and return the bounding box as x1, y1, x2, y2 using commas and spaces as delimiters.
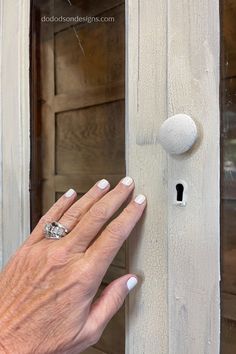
44, 222, 68, 240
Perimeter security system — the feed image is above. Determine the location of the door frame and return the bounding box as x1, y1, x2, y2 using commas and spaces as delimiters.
0, 0, 220, 353
0, 0, 31, 267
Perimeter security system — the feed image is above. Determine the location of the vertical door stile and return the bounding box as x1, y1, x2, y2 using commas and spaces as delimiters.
126, 0, 220, 353
0, 0, 31, 266
167, 0, 220, 353
126, 0, 168, 353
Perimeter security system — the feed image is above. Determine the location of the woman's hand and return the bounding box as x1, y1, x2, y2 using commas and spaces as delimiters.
0, 177, 146, 354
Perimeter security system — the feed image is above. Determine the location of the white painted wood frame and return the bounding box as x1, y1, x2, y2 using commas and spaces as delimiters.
0, 0, 31, 267
126, 0, 220, 353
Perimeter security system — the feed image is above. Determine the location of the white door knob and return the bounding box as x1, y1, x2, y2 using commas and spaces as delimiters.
158, 114, 198, 155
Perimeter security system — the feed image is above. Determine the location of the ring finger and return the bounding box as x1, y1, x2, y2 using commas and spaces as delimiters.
31, 179, 110, 244
58, 179, 110, 232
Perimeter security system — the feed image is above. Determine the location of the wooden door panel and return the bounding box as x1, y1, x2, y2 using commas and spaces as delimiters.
55, 5, 124, 95
55, 101, 125, 175
222, 0, 236, 78
83, 348, 106, 354
221, 318, 236, 354
221, 0, 236, 351
53, 0, 124, 33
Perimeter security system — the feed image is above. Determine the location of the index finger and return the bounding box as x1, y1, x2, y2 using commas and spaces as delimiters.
85, 194, 146, 279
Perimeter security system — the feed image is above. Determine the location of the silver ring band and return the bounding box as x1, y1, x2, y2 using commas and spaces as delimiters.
44, 221, 68, 240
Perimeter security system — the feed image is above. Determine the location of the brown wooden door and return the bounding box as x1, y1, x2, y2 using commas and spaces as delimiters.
221, 0, 236, 352
31, 1, 126, 353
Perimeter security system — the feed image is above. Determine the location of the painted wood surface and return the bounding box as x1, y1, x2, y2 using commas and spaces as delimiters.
0, 0, 31, 267
126, 0, 220, 353
126, 1, 168, 353
167, 0, 220, 352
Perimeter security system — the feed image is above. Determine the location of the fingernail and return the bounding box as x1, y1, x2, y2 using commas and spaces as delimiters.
121, 176, 133, 187
65, 189, 76, 198
97, 179, 109, 190
134, 194, 146, 205
127, 277, 138, 291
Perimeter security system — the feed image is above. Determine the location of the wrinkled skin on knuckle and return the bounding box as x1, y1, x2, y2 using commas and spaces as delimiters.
52, 201, 64, 213
106, 220, 126, 240
89, 202, 108, 222
64, 212, 80, 225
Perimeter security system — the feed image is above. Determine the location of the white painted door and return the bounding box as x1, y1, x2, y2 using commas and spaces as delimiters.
126, 1, 220, 353
0, 1, 221, 353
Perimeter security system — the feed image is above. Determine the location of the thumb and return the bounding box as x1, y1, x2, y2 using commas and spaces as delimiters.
82, 274, 138, 344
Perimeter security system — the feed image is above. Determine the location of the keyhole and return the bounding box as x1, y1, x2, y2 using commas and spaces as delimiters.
176, 183, 184, 202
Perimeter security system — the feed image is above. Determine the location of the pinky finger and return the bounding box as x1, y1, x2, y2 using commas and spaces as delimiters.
80, 275, 138, 346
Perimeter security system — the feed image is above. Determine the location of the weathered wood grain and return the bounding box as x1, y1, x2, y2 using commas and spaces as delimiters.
126, 1, 168, 353
221, 318, 236, 354
0, 0, 31, 266
54, 174, 124, 194
54, 81, 124, 113
126, 0, 220, 353
167, 0, 220, 353
56, 101, 125, 175
40, 0, 57, 214
222, 293, 236, 321
222, 0, 236, 78
54, 4, 124, 95
53, 0, 124, 33
82, 347, 106, 354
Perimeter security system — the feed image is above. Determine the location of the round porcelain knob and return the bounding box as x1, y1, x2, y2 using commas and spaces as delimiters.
158, 114, 198, 155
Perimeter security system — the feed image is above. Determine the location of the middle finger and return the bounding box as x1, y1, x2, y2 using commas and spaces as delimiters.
64, 177, 134, 252
58, 179, 110, 232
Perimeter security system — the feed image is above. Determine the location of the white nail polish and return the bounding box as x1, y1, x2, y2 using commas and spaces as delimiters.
65, 189, 76, 198
121, 176, 133, 186
134, 194, 146, 205
97, 179, 109, 190
127, 277, 138, 291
